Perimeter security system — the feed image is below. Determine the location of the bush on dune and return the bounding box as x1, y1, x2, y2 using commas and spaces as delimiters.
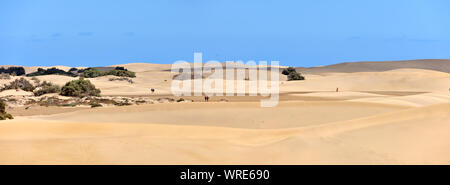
287, 72, 305, 81
0, 67, 26, 76
109, 77, 134, 84
107, 70, 136, 78
33, 81, 61, 96
60, 77, 101, 97
282, 67, 305, 81
0, 77, 35, 92
79, 67, 136, 78
0, 100, 13, 120
281, 67, 296, 75
79, 68, 107, 78
26, 67, 77, 77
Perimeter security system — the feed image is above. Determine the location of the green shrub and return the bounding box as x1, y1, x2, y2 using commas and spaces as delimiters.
80, 68, 107, 78
26, 67, 77, 77
0, 100, 13, 120
0, 77, 35, 92
287, 72, 305, 81
107, 70, 136, 78
60, 77, 101, 97
282, 67, 305, 81
282, 67, 296, 75
33, 81, 61, 96
79, 67, 136, 78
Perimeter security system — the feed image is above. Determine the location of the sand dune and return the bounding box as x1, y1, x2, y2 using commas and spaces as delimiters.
296, 59, 450, 74
1, 103, 449, 164
30, 101, 406, 129
281, 68, 450, 93
1, 61, 450, 164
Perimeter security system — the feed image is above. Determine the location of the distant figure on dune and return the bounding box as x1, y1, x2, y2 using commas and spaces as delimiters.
204, 96, 209, 102
151, 88, 155, 93
336, 88, 339, 92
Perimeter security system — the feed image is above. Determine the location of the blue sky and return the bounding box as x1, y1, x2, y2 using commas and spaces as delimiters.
1, 0, 449, 67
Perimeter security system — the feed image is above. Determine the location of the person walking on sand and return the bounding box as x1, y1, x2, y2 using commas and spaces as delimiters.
336, 88, 339, 92
204, 95, 209, 102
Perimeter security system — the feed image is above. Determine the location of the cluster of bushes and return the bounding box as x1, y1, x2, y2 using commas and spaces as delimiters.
26, 67, 77, 77
0, 77, 101, 98
60, 77, 101, 97
33, 81, 61, 96
23, 66, 135, 79
78, 68, 105, 78
0, 77, 63, 97
107, 69, 136, 78
282, 67, 305, 81
0, 67, 26, 76
79, 67, 136, 78
0, 100, 13, 120
0, 77, 36, 92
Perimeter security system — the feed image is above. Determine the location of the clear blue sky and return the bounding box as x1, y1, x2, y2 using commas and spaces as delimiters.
1, 0, 449, 67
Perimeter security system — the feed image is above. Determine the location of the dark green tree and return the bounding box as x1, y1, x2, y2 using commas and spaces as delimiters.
60, 77, 101, 97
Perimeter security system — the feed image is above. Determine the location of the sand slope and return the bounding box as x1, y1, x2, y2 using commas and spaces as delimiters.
281, 68, 450, 93
30, 101, 406, 129
296, 59, 450, 74
1, 103, 449, 164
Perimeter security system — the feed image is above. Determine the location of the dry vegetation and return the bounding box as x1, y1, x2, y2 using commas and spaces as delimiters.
0, 73, 11, 80
0, 100, 13, 120
33, 81, 61, 96
109, 77, 134, 84
0, 77, 36, 92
